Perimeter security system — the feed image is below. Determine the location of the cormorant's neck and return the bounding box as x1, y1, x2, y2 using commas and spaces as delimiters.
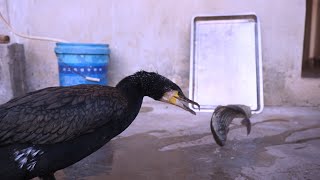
115, 74, 148, 122
116, 75, 144, 102
115, 72, 156, 100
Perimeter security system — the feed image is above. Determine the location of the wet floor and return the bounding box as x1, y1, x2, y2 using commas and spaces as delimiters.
52, 104, 320, 180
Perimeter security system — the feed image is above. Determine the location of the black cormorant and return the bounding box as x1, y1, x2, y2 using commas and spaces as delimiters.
0, 71, 199, 180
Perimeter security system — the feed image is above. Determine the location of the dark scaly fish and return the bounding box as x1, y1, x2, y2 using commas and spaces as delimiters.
210, 104, 252, 146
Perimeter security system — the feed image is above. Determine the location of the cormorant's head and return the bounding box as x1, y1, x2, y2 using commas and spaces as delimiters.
134, 71, 200, 115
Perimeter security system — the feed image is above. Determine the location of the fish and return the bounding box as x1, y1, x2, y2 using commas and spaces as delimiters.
210, 104, 252, 146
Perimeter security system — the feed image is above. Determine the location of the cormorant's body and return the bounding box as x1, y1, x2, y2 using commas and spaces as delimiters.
0, 71, 199, 180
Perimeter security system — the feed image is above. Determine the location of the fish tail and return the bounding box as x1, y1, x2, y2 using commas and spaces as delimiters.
241, 118, 251, 135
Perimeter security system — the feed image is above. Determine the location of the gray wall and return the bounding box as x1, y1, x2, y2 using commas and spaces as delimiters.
1, 0, 319, 106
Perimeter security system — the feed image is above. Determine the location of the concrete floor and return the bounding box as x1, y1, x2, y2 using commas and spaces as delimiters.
54, 101, 320, 180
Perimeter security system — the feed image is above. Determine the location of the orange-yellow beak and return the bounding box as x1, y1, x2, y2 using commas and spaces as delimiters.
160, 90, 200, 115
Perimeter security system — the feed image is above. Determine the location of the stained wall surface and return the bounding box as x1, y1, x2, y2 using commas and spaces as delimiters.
0, 0, 319, 106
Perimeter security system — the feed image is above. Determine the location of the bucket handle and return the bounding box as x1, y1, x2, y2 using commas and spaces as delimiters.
59, 61, 101, 82
85, 76, 100, 82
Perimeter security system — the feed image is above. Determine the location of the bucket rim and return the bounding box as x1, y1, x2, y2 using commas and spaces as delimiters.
56, 42, 109, 47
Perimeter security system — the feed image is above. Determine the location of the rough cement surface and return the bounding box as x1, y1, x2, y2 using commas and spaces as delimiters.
48, 102, 320, 180
0, 44, 14, 103
8, 43, 27, 98
0, 44, 26, 104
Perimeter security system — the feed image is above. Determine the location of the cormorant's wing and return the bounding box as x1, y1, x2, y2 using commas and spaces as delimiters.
0, 85, 127, 146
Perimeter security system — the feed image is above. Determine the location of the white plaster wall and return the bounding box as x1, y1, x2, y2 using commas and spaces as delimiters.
2, 0, 320, 106
0, 0, 10, 35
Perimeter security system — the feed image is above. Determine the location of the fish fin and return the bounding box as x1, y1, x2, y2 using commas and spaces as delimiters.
241, 118, 251, 135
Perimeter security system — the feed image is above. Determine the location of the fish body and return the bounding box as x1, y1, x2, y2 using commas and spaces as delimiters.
210, 104, 252, 146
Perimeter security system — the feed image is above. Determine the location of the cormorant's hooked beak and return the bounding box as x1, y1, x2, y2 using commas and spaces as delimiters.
160, 90, 200, 115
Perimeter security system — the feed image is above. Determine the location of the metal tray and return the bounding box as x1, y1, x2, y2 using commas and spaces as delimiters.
189, 14, 263, 114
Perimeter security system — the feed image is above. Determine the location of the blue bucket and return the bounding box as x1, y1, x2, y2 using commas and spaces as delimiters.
55, 42, 110, 86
